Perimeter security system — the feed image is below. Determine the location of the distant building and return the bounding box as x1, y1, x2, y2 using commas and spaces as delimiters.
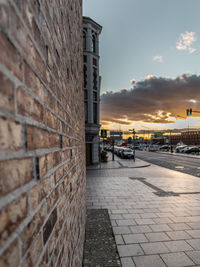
152, 130, 200, 145
83, 17, 102, 165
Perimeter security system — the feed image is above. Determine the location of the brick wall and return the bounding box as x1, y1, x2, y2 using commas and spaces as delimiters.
0, 0, 86, 266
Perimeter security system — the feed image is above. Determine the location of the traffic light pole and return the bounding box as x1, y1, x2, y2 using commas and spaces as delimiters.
112, 139, 114, 161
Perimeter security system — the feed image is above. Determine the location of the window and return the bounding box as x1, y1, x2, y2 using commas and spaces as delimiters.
84, 65, 87, 88
93, 91, 97, 101
83, 31, 86, 50
93, 67, 97, 90
84, 55, 87, 63
84, 90, 88, 100
85, 102, 88, 123
92, 34, 96, 53
93, 58, 97, 66
93, 103, 97, 124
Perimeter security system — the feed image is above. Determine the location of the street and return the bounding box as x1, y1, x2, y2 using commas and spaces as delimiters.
135, 150, 200, 177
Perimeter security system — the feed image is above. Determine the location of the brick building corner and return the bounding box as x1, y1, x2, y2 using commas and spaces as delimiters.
0, 0, 86, 266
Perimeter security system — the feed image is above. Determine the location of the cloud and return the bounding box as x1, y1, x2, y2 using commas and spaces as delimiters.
153, 55, 163, 63
130, 79, 136, 85
176, 32, 197, 53
101, 74, 200, 125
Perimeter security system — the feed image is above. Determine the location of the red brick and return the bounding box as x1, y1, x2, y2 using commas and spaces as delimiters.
0, 193, 27, 246
17, 87, 44, 123
0, 1, 10, 29
21, 205, 45, 255
27, 126, 49, 150
0, 71, 14, 111
46, 109, 58, 130
0, 117, 23, 150
21, 233, 42, 267
47, 187, 59, 213
0, 158, 33, 197
39, 153, 53, 178
0, 32, 22, 80
29, 179, 48, 211
24, 62, 47, 103
0, 238, 19, 267
49, 132, 60, 148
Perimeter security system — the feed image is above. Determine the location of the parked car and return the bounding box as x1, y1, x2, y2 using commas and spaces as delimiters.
159, 145, 170, 151
185, 147, 200, 154
181, 146, 191, 153
175, 145, 187, 153
121, 148, 134, 159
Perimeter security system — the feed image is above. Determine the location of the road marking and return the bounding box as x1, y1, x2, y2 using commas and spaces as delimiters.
175, 166, 184, 169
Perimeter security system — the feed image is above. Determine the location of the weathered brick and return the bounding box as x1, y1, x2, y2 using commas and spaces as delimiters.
49, 132, 60, 148
39, 153, 53, 177
0, 158, 33, 197
53, 151, 61, 167
0, 1, 10, 29
17, 87, 44, 123
0, 117, 23, 150
47, 187, 59, 213
27, 126, 49, 150
43, 207, 57, 244
0, 32, 22, 80
21, 205, 45, 255
46, 109, 58, 130
24, 62, 47, 103
0, 193, 27, 246
21, 233, 42, 267
0, 71, 14, 111
29, 179, 49, 211
0, 238, 19, 267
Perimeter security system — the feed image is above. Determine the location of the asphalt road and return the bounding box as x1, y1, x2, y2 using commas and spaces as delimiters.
135, 150, 200, 177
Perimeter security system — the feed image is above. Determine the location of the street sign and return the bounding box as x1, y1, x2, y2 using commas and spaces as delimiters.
101, 130, 107, 138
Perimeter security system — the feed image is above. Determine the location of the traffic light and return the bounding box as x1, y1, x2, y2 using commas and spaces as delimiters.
186, 108, 192, 116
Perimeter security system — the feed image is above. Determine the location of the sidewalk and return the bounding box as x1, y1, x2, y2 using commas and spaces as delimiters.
85, 156, 200, 267
87, 153, 151, 170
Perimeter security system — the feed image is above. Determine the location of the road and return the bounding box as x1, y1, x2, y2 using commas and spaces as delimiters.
135, 150, 200, 177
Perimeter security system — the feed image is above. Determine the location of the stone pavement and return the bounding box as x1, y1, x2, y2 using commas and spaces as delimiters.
86, 155, 200, 267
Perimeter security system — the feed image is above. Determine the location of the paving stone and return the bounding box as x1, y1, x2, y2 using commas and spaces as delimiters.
113, 226, 132, 234
140, 242, 169, 254
135, 218, 156, 225
130, 225, 152, 234
133, 255, 166, 267
168, 223, 191, 231
186, 251, 200, 264
117, 244, 144, 257
164, 240, 194, 252
110, 214, 124, 220
123, 234, 148, 244
150, 224, 172, 232
115, 235, 125, 245
153, 217, 174, 224
121, 257, 136, 267
160, 252, 195, 267
187, 222, 200, 230
166, 230, 192, 240
140, 213, 158, 219
186, 229, 200, 238
145, 232, 170, 242
117, 219, 136, 226
186, 239, 200, 250
122, 214, 141, 219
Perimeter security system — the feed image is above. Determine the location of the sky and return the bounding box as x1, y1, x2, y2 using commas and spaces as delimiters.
83, 0, 200, 133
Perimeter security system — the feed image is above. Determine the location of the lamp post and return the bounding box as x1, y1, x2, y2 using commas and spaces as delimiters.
129, 128, 136, 161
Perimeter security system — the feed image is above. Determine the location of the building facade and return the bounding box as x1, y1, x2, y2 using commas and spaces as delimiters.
0, 1, 86, 266
83, 17, 102, 165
